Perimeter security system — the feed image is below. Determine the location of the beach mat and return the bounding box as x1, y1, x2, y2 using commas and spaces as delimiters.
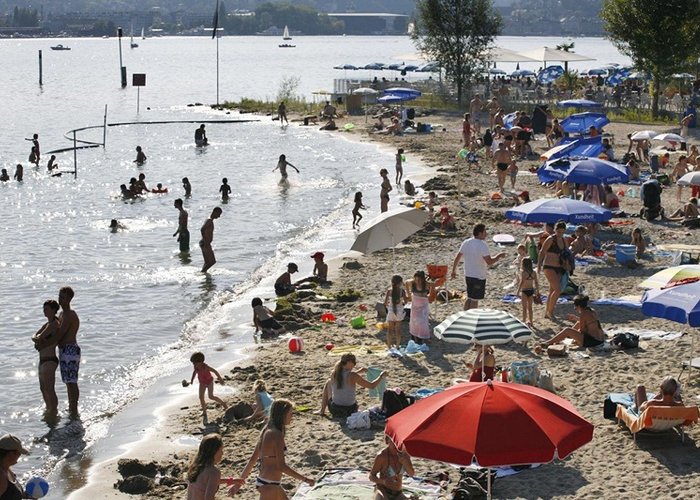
606, 328, 684, 341
327, 345, 387, 356
293, 468, 441, 499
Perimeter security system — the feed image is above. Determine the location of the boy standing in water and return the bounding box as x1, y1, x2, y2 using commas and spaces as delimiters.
134, 146, 147, 165
55, 286, 81, 417
219, 178, 231, 201
173, 198, 190, 253
26, 133, 40, 165
273, 154, 299, 182
200, 207, 222, 273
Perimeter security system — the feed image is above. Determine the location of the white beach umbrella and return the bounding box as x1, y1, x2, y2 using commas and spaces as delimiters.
353, 87, 378, 95
519, 46, 595, 64
433, 308, 532, 345
630, 130, 658, 141
483, 47, 538, 63
677, 172, 700, 187
350, 206, 429, 259
653, 133, 685, 143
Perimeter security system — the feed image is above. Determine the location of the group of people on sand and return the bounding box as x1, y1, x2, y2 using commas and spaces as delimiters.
274, 252, 329, 297
31, 287, 81, 421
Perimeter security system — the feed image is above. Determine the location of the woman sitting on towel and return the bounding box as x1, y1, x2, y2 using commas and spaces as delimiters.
369, 436, 415, 500
541, 295, 605, 349
316, 353, 387, 418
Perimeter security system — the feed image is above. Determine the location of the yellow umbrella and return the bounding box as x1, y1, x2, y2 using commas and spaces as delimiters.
638, 265, 700, 289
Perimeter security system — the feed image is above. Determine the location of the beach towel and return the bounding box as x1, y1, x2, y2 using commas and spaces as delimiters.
412, 388, 444, 399
292, 468, 441, 499
591, 297, 642, 309
328, 345, 387, 356
606, 328, 684, 341
366, 367, 387, 399
616, 405, 699, 434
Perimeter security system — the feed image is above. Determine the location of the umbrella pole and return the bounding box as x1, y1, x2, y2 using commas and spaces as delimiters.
690, 331, 695, 385
487, 467, 492, 500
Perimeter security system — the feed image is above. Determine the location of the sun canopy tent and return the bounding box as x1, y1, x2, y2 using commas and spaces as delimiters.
519, 46, 595, 71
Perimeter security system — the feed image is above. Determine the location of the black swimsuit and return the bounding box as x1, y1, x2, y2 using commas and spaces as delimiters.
543, 237, 565, 274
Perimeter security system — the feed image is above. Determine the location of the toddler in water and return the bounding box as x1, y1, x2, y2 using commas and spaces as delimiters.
352, 191, 366, 228
251, 297, 285, 336
516, 257, 540, 327
219, 178, 231, 201
242, 379, 274, 422
186, 433, 234, 498
189, 352, 226, 416
383, 275, 407, 348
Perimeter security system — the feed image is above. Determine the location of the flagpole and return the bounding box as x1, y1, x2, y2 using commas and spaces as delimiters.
216, 32, 220, 106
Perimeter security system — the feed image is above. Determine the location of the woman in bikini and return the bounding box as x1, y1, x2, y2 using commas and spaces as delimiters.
542, 295, 605, 348
516, 257, 539, 327
537, 220, 567, 320
230, 399, 315, 498
31, 299, 61, 415
369, 436, 415, 500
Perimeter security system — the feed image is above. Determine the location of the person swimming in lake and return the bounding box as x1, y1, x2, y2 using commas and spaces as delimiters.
109, 219, 126, 232
183, 177, 192, 197
134, 146, 147, 165
26, 133, 40, 166
47, 155, 58, 172
200, 207, 222, 273
13, 164, 23, 182
219, 178, 231, 201
195, 124, 208, 146
273, 154, 299, 183
173, 198, 190, 253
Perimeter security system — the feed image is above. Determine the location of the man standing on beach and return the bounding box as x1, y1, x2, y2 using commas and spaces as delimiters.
173, 198, 190, 253
54, 286, 81, 417
493, 142, 512, 192
451, 223, 506, 310
200, 207, 222, 273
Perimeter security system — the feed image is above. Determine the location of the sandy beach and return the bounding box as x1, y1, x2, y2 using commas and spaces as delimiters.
96, 113, 700, 499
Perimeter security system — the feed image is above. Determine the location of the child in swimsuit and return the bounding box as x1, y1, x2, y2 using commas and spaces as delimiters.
251, 297, 284, 336
186, 433, 234, 499
243, 379, 274, 423
189, 352, 226, 417
516, 257, 540, 328
352, 191, 366, 228
383, 275, 407, 348
219, 178, 231, 201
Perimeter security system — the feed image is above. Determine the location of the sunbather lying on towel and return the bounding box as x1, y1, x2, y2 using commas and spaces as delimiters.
635, 376, 684, 412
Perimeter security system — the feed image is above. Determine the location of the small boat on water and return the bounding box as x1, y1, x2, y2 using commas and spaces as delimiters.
141, 27, 146, 40
279, 43, 296, 48
50, 44, 70, 51
130, 25, 138, 48
282, 25, 292, 40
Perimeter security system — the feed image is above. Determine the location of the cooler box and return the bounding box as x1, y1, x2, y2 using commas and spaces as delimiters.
616, 244, 636, 264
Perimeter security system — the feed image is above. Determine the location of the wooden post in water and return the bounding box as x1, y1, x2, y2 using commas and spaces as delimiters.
73, 130, 78, 179
102, 105, 108, 147
38, 50, 43, 86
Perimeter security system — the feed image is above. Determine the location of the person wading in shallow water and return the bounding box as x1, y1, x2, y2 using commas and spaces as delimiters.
200, 207, 222, 273
173, 198, 190, 253
54, 286, 81, 417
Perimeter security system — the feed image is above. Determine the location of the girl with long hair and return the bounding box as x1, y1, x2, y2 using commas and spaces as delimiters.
187, 433, 230, 500
383, 275, 407, 348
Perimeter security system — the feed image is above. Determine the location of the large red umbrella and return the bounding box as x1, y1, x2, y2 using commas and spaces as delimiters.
386, 380, 593, 467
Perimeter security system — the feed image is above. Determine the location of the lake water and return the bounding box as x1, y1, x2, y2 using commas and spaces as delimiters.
0, 35, 628, 498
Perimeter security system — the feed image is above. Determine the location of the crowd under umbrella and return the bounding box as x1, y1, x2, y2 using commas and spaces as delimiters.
505, 198, 613, 224
559, 112, 610, 135
638, 265, 700, 289
641, 280, 700, 380
350, 206, 429, 268
537, 157, 629, 185
385, 380, 595, 499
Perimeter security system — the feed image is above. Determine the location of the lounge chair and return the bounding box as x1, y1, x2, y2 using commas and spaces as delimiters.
616, 404, 699, 443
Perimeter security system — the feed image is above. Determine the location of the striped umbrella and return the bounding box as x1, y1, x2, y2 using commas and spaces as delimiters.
433, 308, 532, 345
638, 265, 700, 289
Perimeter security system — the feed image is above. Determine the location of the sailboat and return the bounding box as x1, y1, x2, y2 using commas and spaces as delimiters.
141, 27, 146, 40
130, 25, 138, 48
279, 25, 295, 47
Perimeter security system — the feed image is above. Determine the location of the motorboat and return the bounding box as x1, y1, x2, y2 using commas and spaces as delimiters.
279, 43, 296, 48
50, 44, 70, 50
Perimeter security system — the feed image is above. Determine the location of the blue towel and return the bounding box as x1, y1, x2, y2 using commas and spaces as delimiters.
413, 388, 443, 399
591, 298, 642, 309
367, 367, 387, 400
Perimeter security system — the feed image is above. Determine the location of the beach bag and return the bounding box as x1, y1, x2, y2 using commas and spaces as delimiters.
559, 248, 575, 274
611, 332, 639, 350
537, 370, 556, 393
603, 393, 634, 420
510, 361, 540, 386
346, 410, 371, 430
382, 389, 414, 417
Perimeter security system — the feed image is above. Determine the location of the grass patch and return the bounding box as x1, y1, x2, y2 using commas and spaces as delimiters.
607, 108, 677, 124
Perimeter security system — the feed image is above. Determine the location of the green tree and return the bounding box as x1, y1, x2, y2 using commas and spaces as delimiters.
601, 0, 700, 118
412, 0, 502, 106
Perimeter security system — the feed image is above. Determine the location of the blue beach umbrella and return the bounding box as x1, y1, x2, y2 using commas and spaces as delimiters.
377, 94, 414, 104
503, 112, 519, 130
488, 68, 507, 75
642, 280, 700, 327
586, 68, 608, 76
384, 87, 422, 97
557, 99, 603, 109
505, 198, 612, 224
537, 157, 629, 185
605, 67, 632, 86
417, 62, 440, 72
560, 112, 610, 134
511, 69, 536, 78
333, 64, 358, 70
364, 62, 385, 70
537, 65, 564, 84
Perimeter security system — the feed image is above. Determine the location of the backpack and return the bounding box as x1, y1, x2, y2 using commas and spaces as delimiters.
559, 248, 575, 275
382, 389, 414, 418
611, 332, 639, 350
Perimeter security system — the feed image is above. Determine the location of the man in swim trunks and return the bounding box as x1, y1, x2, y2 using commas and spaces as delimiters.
194, 124, 208, 146
493, 142, 512, 192
55, 286, 81, 417
200, 207, 222, 273
173, 198, 190, 253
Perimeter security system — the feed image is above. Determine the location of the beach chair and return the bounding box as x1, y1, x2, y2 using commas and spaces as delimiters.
427, 264, 449, 318
616, 404, 699, 443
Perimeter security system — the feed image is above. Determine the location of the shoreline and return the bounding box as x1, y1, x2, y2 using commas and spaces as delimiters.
65, 117, 438, 499
75, 112, 700, 499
